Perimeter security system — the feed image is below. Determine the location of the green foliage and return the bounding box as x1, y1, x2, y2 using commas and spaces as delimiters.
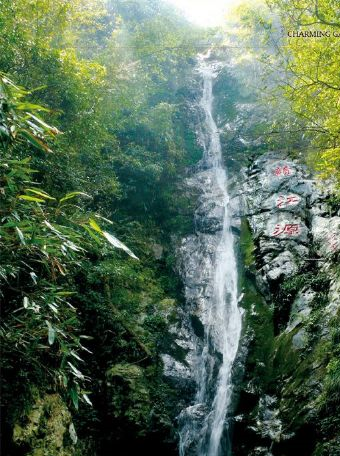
230, 0, 340, 188
1, 1, 201, 453
324, 359, 340, 404
0, 74, 143, 425
266, 0, 340, 185
317, 304, 340, 408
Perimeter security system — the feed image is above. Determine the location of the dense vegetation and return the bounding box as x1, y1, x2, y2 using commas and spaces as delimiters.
225, 0, 340, 189
0, 1, 204, 454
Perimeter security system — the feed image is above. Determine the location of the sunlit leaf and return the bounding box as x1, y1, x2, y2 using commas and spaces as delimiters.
24, 188, 56, 200
18, 129, 52, 152
29, 272, 38, 284
16, 102, 50, 112
44, 220, 62, 235
56, 291, 77, 297
18, 195, 45, 203
67, 362, 85, 379
82, 225, 102, 244
48, 303, 59, 314
102, 231, 139, 260
60, 192, 91, 204
82, 394, 93, 406
26, 113, 61, 135
69, 422, 78, 444
46, 320, 56, 345
89, 218, 103, 234
15, 226, 26, 245
70, 350, 84, 362
94, 214, 113, 225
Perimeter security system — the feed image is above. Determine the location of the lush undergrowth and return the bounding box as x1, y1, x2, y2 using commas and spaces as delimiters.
0, 1, 204, 454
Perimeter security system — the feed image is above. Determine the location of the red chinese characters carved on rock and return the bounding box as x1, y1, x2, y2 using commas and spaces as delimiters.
272, 223, 300, 236
273, 165, 292, 177
276, 194, 300, 208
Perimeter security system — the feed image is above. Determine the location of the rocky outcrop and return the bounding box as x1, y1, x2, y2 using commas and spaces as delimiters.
232, 151, 340, 456
242, 153, 316, 287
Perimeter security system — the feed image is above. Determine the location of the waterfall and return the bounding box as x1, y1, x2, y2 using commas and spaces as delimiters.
178, 55, 243, 456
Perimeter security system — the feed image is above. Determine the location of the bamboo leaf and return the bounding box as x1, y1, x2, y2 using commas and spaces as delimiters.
60, 192, 91, 204
69, 387, 79, 410
70, 350, 84, 362
24, 188, 56, 200
18, 195, 45, 203
8, 158, 31, 165
18, 129, 52, 152
94, 214, 113, 225
56, 291, 77, 297
44, 220, 62, 235
15, 227, 26, 245
48, 303, 59, 314
82, 225, 102, 244
82, 394, 93, 406
69, 423, 78, 444
30, 272, 38, 284
23, 297, 29, 308
46, 320, 56, 345
16, 102, 50, 112
67, 362, 85, 379
102, 231, 139, 260
89, 218, 103, 234
26, 112, 60, 134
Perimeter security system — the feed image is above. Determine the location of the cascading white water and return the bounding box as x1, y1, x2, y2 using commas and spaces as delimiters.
178, 55, 243, 456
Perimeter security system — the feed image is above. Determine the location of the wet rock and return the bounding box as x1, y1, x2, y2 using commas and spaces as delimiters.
161, 354, 194, 383
264, 213, 308, 243
242, 153, 315, 294
195, 200, 224, 233
291, 289, 315, 315
321, 273, 340, 327
248, 212, 308, 243
233, 151, 338, 456
177, 404, 209, 456
249, 447, 273, 456
255, 396, 283, 442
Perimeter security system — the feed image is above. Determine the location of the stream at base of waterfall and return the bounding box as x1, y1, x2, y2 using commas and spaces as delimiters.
178, 54, 243, 456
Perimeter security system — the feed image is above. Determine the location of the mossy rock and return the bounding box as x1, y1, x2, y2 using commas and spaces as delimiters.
13, 393, 75, 456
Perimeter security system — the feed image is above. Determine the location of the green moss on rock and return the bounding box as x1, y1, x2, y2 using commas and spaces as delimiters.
13, 393, 75, 456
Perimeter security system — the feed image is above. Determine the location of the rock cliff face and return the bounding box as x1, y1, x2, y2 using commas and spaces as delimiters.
233, 152, 340, 456
163, 148, 340, 456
